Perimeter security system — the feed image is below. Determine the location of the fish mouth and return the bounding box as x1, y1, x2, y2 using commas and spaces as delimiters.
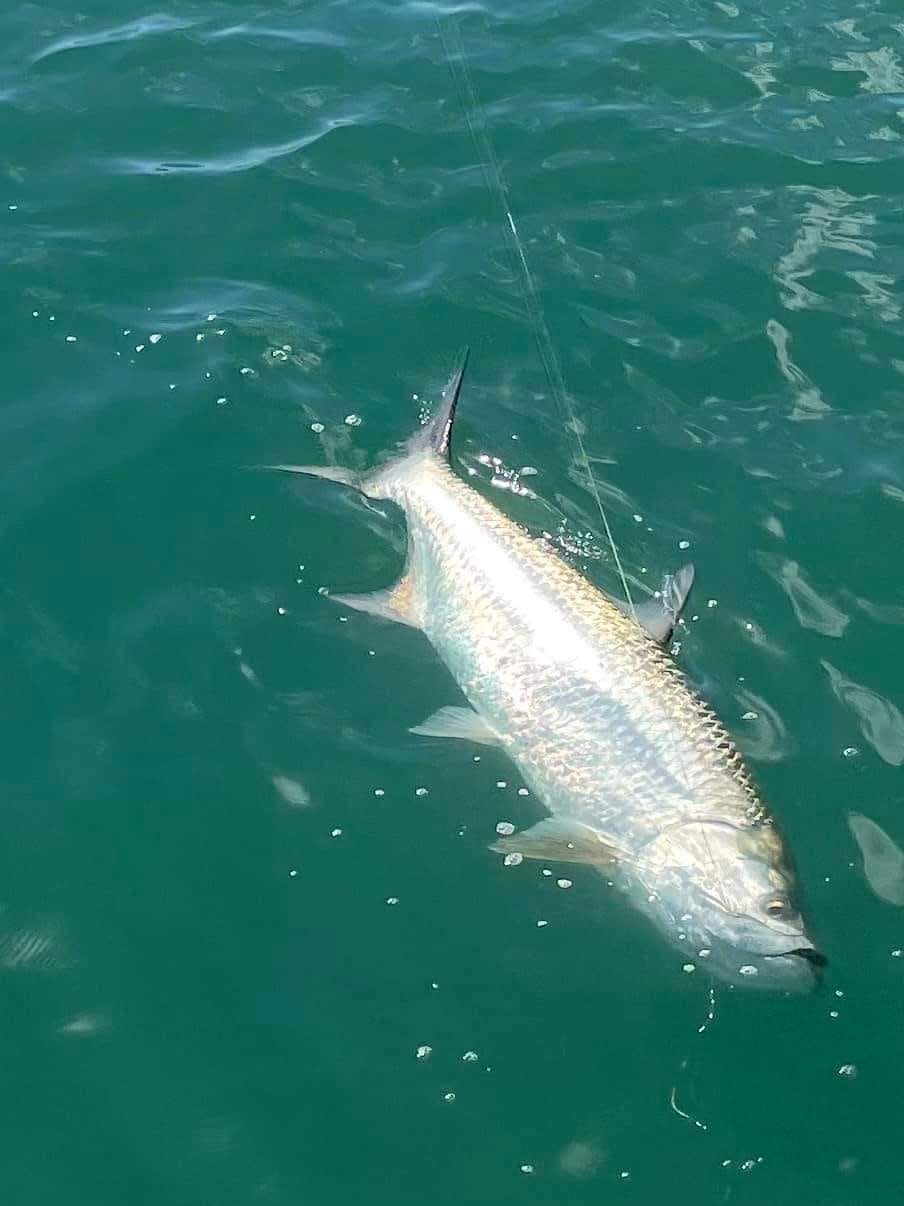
763, 946, 827, 973
726, 944, 826, 990
782, 946, 827, 969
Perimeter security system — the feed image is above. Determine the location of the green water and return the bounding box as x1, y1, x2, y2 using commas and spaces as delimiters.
3, 1, 904, 1202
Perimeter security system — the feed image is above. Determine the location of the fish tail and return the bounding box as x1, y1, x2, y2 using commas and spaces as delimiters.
414, 345, 469, 461
261, 348, 469, 499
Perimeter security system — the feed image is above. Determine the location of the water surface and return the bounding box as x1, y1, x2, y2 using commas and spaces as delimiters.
2, 2, 904, 1203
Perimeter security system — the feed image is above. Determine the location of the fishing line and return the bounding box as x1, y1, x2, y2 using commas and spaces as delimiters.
439, 19, 732, 903
438, 19, 639, 627
439, 23, 700, 781
669, 982, 717, 1135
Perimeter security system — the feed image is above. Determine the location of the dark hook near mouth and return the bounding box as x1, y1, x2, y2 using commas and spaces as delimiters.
789, 947, 828, 969
763, 947, 827, 969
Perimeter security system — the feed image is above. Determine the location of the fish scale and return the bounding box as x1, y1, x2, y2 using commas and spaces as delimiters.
405, 459, 753, 841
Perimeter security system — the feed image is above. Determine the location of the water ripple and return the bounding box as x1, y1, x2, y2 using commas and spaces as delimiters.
823, 661, 904, 766
204, 22, 349, 49
102, 116, 363, 176
32, 13, 201, 65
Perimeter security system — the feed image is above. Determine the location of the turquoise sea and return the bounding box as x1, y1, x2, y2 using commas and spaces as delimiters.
3, 2, 904, 1203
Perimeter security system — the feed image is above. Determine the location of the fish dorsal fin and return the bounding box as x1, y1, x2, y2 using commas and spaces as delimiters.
419, 347, 469, 461
609, 563, 695, 644
490, 818, 625, 865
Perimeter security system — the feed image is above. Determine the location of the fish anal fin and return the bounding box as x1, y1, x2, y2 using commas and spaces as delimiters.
410, 705, 499, 746
331, 573, 420, 629
490, 818, 625, 865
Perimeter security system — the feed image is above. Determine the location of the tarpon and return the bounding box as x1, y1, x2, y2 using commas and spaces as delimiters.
278, 351, 822, 989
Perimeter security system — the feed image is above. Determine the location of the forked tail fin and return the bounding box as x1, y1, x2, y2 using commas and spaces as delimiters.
261, 348, 470, 497
417, 345, 469, 461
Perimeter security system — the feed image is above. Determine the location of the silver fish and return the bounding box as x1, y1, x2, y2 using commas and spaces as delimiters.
280, 351, 821, 989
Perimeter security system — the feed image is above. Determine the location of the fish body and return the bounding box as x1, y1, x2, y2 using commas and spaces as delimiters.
286, 353, 821, 989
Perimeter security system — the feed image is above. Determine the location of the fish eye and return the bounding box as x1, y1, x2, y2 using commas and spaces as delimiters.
764, 896, 792, 919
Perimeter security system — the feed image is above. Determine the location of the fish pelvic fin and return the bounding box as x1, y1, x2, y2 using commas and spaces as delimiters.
490, 818, 625, 866
410, 705, 499, 746
330, 572, 421, 629
260, 464, 361, 487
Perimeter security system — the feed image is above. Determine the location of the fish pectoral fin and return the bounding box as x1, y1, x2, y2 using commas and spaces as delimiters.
609, 563, 695, 644
331, 574, 420, 629
409, 705, 500, 746
490, 818, 625, 865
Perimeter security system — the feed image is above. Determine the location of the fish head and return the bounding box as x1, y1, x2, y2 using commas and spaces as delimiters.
640, 818, 823, 990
